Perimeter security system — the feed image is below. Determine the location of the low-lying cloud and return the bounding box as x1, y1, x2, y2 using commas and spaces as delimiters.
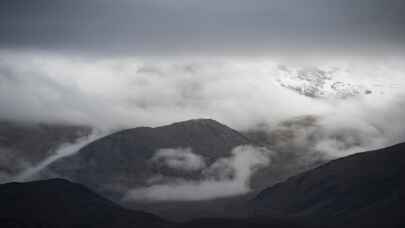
14, 130, 105, 182
151, 148, 206, 172
125, 145, 271, 201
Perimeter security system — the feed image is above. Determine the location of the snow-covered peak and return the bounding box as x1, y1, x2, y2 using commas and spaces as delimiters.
274, 64, 403, 100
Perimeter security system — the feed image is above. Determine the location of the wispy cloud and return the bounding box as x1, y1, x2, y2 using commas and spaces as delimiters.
124, 145, 271, 201
14, 130, 105, 182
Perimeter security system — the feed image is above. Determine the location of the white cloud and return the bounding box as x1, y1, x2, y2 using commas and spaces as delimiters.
151, 148, 206, 171
1, 51, 405, 159
13, 130, 106, 182
124, 145, 271, 201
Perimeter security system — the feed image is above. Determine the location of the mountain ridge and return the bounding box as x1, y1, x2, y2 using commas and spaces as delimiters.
251, 142, 405, 227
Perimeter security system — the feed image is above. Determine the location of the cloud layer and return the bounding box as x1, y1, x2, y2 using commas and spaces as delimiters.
0, 52, 405, 163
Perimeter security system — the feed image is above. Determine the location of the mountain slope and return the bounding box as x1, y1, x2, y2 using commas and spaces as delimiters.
251, 142, 405, 227
0, 178, 169, 228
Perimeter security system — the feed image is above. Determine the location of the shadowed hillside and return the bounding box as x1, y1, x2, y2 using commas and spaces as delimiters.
251, 142, 405, 227
0, 179, 170, 228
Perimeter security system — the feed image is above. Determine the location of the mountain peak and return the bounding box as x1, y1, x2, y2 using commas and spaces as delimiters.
163, 118, 232, 131
44, 118, 254, 200
181, 118, 219, 123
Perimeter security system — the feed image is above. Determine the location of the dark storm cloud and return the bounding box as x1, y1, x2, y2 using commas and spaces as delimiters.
1, 0, 404, 55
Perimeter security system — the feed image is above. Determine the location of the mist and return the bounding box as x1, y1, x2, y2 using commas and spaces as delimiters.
14, 130, 105, 182
124, 146, 271, 201
151, 148, 207, 172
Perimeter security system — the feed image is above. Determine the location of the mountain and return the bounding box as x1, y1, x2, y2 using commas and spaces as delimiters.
43, 119, 253, 195
2, 118, 404, 227
39, 118, 330, 221
0, 178, 169, 228
274, 65, 400, 99
39, 119, 273, 221
0, 121, 91, 182
251, 142, 405, 227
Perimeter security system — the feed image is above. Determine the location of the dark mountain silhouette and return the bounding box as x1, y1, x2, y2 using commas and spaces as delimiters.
33, 118, 405, 226
44, 119, 253, 193
0, 178, 170, 228
0, 178, 319, 228
39, 119, 259, 221
128, 192, 256, 222
1, 119, 404, 227
251, 142, 405, 228
175, 217, 317, 228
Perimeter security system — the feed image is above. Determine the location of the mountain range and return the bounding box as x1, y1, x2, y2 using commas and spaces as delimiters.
1, 141, 404, 227
0, 118, 403, 227
38, 118, 327, 220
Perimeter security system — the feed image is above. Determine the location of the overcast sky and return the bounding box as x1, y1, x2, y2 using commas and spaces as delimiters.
1, 0, 404, 56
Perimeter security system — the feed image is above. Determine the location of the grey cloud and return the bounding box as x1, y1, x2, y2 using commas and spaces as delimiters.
0, 0, 404, 55
0, 52, 405, 161
0, 147, 30, 182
